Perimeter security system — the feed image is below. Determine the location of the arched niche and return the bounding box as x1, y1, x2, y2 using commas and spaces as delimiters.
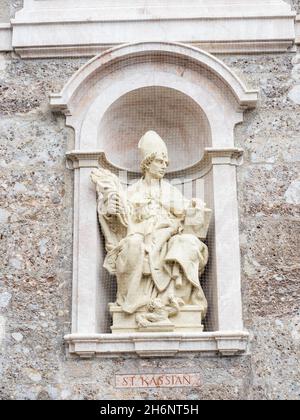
98, 86, 211, 173
50, 42, 258, 358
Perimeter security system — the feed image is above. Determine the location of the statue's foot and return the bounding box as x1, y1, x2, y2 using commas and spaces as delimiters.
136, 314, 151, 328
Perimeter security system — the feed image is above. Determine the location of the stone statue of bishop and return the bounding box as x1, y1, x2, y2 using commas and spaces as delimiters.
91, 131, 211, 333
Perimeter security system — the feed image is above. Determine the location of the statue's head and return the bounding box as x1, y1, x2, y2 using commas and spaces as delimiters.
138, 131, 169, 179
147, 298, 164, 312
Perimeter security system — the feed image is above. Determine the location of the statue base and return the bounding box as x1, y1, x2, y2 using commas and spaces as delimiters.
109, 304, 205, 334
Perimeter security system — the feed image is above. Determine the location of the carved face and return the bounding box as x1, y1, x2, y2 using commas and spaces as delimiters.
148, 298, 164, 312
146, 153, 169, 179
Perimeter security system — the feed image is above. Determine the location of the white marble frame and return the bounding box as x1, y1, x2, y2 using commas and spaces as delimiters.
50, 42, 258, 358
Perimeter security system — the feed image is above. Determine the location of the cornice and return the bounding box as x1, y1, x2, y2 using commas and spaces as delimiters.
0, 0, 295, 57
64, 331, 250, 358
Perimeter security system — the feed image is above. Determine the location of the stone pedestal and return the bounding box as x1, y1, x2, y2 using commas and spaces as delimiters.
109, 304, 205, 334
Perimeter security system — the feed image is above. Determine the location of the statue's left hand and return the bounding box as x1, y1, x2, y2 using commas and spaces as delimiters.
106, 193, 125, 215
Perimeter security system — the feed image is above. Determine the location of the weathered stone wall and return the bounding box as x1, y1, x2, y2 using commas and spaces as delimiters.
227, 53, 300, 400
0, 0, 10, 22
0, 1, 299, 401
285, 0, 300, 13
0, 0, 22, 22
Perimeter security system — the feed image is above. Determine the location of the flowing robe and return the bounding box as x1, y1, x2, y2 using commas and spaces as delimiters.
101, 178, 208, 315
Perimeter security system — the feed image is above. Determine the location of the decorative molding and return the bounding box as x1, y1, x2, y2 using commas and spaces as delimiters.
66, 151, 102, 170
205, 148, 244, 166
12, 41, 296, 60
296, 16, 300, 45
50, 42, 259, 117
64, 331, 250, 358
65, 148, 244, 173
10, 0, 296, 58
0, 24, 12, 52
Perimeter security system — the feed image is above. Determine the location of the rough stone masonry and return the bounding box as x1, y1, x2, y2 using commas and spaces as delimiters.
0, 0, 299, 400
